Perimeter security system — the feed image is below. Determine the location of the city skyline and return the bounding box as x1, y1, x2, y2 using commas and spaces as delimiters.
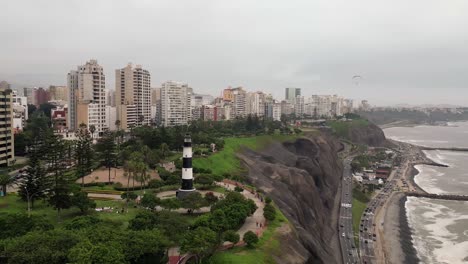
2, 0, 468, 106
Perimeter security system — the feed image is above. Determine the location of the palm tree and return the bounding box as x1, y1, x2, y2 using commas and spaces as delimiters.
123, 162, 133, 212
89, 124, 96, 139
138, 115, 145, 126
0, 173, 13, 196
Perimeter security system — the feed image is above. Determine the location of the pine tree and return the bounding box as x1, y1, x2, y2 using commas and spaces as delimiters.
46, 135, 74, 216
75, 123, 94, 187
95, 131, 116, 183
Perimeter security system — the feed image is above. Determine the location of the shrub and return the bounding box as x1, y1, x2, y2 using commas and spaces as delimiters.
234, 186, 244, 192
121, 192, 138, 201
263, 203, 276, 221
243, 231, 258, 247
265, 196, 272, 204
204, 192, 218, 205
223, 230, 240, 244
148, 179, 164, 189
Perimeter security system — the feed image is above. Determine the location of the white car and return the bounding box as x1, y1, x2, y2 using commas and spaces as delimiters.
342, 232, 345, 237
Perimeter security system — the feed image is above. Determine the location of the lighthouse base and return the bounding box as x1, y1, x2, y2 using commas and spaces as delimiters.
176, 188, 197, 199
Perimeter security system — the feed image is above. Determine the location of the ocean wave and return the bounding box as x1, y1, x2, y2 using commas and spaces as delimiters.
413, 165, 445, 194
406, 198, 468, 264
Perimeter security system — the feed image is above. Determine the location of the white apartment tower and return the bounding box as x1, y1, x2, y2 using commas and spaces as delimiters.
115, 63, 151, 130
67, 59, 106, 137
161, 81, 192, 127
246, 91, 266, 117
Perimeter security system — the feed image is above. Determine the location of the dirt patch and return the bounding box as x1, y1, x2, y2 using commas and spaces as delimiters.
77, 167, 161, 186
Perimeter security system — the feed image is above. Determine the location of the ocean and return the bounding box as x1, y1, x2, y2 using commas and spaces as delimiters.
385, 122, 468, 264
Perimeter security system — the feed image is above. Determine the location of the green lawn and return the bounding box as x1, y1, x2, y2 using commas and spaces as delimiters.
327, 119, 369, 139
351, 187, 371, 245
0, 194, 140, 228
193, 134, 297, 177
209, 205, 289, 264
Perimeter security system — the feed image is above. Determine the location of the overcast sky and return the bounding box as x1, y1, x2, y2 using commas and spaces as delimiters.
1, 0, 468, 106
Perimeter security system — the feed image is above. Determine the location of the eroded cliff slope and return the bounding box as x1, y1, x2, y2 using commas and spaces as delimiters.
237, 134, 343, 264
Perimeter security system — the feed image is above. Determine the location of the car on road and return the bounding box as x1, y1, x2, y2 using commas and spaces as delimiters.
342, 233, 345, 237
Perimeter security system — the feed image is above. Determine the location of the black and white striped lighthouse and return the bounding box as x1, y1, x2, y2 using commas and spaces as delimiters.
176, 134, 196, 198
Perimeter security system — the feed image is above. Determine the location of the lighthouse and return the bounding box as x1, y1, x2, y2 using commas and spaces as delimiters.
176, 134, 196, 199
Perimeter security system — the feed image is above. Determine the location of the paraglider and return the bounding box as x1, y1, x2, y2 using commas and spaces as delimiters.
352, 75, 362, 85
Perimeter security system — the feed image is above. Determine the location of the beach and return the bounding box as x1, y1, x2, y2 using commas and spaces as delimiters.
382, 192, 420, 264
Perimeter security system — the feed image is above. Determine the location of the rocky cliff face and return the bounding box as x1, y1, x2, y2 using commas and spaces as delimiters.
346, 122, 386, 147
237, 134, 343, 264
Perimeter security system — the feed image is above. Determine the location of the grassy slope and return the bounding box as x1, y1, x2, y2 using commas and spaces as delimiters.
193, 134, 297, 177
327, 119, 369, 139
351, 187, 371, 244
209, 206, 289, 264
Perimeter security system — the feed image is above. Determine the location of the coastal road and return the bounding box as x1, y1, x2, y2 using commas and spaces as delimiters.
339, 157, 360, 264
358, 143, 420, 264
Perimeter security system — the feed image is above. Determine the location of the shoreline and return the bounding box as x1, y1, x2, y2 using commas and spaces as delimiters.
398, 195, 420, 264
382, 192, 420, 264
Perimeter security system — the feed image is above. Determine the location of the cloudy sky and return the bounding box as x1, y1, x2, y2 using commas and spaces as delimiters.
1, 0, 468, 106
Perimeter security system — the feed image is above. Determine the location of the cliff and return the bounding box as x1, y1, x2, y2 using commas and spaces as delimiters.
237, 134, 343, 264
345, 122, 387, 147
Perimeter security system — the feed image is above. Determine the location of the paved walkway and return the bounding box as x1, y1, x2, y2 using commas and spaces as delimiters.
215, 180, 267, 244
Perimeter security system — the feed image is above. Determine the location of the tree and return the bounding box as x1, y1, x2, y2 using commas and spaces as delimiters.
68, 240, 126, 264
46, 135, 74, 216
115, 120, 121, 131
204, 192, 218, 205
95, 131, 116, 183
0, 172, 13, 196
159, 198, 181, 211
140, 193, 160, 209
14, 132, 27, 156
18, 155, 49, 216
160, 143, 170, 159
38, 103, 55, 119
243, 231, 259, 248
121, 191, 138, 201
196, 174, 214, 186
138, 114, 145, 125
75, 123, 94, 187
223, 230, 240, 245
180, 192, 206, 213
0, 229, 80, 264
0, 214, 53, 239
65, 216, 102, 230
180, 227, 218, 264
71, 191, 96, 214
89, 124, 96, 139
263, 203, 276, 221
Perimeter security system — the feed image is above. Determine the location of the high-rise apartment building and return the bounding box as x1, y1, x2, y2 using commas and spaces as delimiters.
33, 87, 49, 106
0, 89, 14, 167
230, 87, 246, 118
285, 88, 301, 104
12, 91, 28, 132
115, 63, 151, 130
161, 81, 191, 127
152, 88, 162, 125
23, 88, 34, 105
246, 91, 266, 117
49, 85, 68, 102
67, 59, 106, 137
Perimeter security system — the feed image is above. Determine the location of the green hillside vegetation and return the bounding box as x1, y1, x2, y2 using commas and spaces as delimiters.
193, 134, 298, 177
327, 118, 369, 139
351, 187, 372, 245
209, 205, 288, 264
